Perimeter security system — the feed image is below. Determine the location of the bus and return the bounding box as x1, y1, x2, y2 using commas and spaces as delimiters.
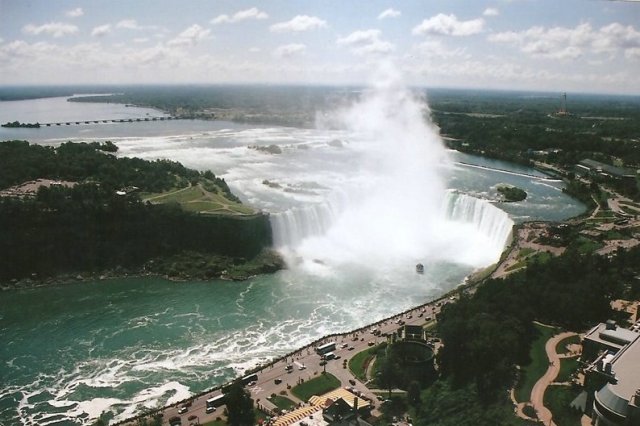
206, 394, 226, 409
316, 342, 336, 355
241, 373, 258, 386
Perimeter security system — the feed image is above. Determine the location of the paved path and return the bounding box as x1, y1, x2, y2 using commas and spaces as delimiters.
530, 331, 577, 426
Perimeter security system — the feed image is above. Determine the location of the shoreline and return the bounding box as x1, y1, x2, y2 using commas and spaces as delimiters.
113, 281, 468, 426
0, 249, 286, 292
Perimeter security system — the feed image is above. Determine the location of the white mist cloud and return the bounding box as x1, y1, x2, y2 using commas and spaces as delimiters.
117, 19, 141, 30
65, 8, 84, 18
270, 15, 327, 33
412, 40, 469, 59
211, 7, 269, 24
483, 8, 499, 17
378, 8, 401, 20
23, 22, 79, 38
167, 24, 211, 47
337, 29, 394, 56
488, 22, 640, 60
274, 43, 306, 58
91, 24, 111, 37
296, 64, 451, 265
412, 14, 484, 37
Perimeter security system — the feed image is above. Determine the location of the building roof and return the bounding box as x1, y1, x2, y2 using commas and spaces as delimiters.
309, 388, 370, 411
273, 405, 323, 426
578, 159, 635, 178
583, 322, 638, 351
595, 333, 640, 417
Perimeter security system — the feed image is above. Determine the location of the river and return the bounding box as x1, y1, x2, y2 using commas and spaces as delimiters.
0, 93, 585, 425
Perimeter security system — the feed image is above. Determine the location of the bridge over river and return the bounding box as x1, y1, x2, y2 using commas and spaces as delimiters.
41, 116, 179, 127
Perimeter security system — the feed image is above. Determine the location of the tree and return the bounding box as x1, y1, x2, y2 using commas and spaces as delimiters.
377, 347, 400, 398
407, 380, 422, 407
224, 380, 255, 426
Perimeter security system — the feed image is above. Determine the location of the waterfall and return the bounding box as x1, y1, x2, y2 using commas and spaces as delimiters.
442, 191, 514, 251
271, 203, 339, 248
270, 190, 514, 266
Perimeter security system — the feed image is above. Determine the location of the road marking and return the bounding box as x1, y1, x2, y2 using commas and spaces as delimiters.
251, 386, 264, 394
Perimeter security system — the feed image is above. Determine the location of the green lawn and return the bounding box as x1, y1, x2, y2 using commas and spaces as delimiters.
515, 323, 559, 403
544, 386, 583, 426
557, 357, 580, 383
349, 347, 377, 382
291, 373, 341, 402
573, 236, 603, 254
517, 247, 535, 259
267, 395, 297, 411
145, 185, 202, 203
555, 335, 580, 355
202, 420, 226, 426
144, 182, 255, 215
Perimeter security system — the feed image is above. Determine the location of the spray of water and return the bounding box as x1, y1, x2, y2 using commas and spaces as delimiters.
271, 65, 513, 270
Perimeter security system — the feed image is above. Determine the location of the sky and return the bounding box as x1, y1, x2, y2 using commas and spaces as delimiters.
0, 0, 639, 94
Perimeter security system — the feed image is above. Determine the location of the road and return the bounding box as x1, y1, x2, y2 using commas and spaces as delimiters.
139, 300, 447, 426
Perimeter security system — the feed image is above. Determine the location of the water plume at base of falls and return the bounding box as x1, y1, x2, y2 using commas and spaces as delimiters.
270, 67, 514, 270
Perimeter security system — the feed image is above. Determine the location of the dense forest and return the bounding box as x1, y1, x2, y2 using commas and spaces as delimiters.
0, 141, 275, 283
400, 245, 640, 425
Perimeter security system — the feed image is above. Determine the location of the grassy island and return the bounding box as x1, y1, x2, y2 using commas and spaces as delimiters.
0, 140, 282, 287
497, 185, 527, 202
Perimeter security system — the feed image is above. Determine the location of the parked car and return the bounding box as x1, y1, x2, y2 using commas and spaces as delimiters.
178, 406, 188, 414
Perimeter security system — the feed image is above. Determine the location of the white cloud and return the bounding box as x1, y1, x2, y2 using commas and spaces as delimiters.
378, 8, 401, 20
337, 29, 381, 46
117, 19, 141, 30
274, 43, 306, 58
483, 8, 499, 17
133, 37, 149, 44
167, 24, 211, 47
65, 8, 84, 18
413, 40, 469, 59
249, 47, 261, 53
412, 14, 484, 37
115, 19, 159, 32
595, 23, 640, 53
211, 7, 268, 24
23, 22, 79, 38
270, 15, 327, 33
337, 29, 394, 56
91, 24, 111, 37
625, 47, 640, 60
488, 22, 640, 60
